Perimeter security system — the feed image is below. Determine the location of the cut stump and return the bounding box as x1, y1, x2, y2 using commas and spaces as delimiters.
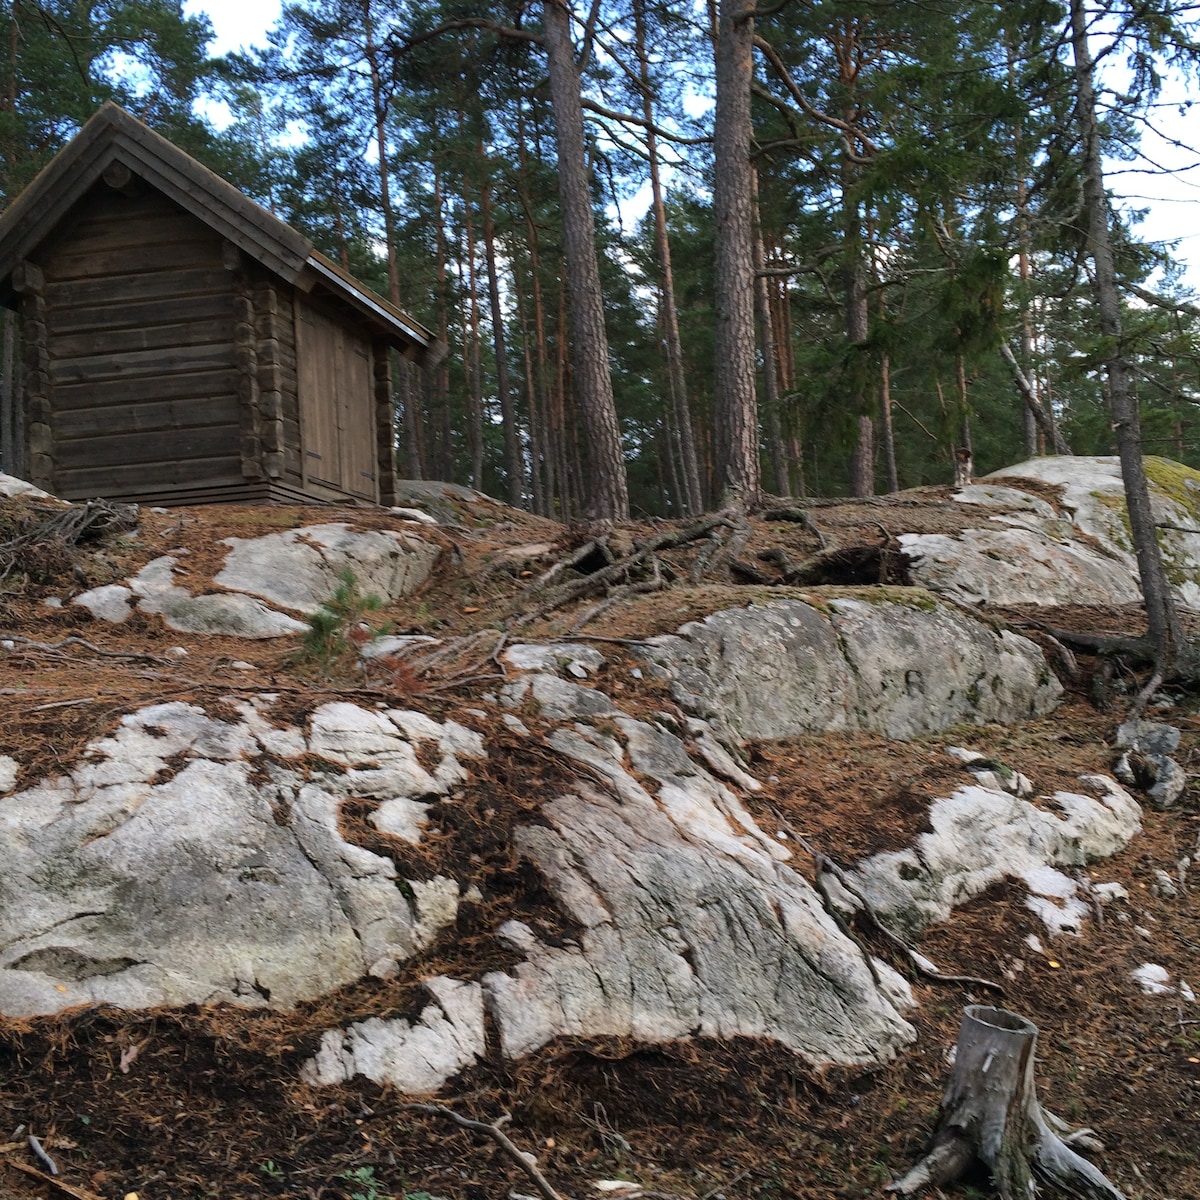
889, 1005, 1126, 1199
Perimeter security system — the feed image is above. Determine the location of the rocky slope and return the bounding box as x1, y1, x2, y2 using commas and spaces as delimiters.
0, 458, 1199, 1200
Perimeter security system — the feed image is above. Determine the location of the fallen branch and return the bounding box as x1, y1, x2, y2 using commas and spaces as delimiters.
778, 815, 1003, 994
0, 498, 138, 581
3, 1158, 103, 1200
27, 1133, 57, 1175
403, 1103, 565, 1200
509, 511, 735, 627
1, 634, 176, 667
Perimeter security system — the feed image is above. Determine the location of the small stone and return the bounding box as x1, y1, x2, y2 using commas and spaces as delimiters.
230, 661, 257, 671
1132, 963, 1173, 995
1147, 756, 1187, 810
1116, 718, 1181, 756
42, 597, 62, 609
165, 646, 188, 659
1151, 869, 1178, 899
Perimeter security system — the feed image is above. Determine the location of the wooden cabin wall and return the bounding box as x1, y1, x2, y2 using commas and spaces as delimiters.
39, 185, 242, 501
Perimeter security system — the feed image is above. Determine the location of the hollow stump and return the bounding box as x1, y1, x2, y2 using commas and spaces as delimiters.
889, 1005, 1126, 1199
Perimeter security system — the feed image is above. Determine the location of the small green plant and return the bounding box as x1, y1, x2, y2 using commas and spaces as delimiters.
338, 1165, 391, 1200
297, 569, 391, 676
259, 1160, 285, 1180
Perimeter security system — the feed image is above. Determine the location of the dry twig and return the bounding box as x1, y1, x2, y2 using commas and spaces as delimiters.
403, 1103, 566, 1200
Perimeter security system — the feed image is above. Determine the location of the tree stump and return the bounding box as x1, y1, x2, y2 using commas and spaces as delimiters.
889, 1005, 1126, 1199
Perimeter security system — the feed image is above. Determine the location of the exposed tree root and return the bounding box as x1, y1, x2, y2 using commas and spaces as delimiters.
0, 498, 137, 583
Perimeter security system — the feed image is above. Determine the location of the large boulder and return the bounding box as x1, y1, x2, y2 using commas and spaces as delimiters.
0, 700, 482, 1016
73, 522, 442, 637
901, 455, 1200, 608
641, 593, 1062, 740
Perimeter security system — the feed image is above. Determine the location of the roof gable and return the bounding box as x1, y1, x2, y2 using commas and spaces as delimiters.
0, 103, 440, 361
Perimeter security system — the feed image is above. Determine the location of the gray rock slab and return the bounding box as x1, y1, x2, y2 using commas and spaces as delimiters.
73, 584, 134, 623
503, 642, 607, 678
899, 527, 1140, 607
303, 978, 485, 1091
1116, 719, 1181, 755
986, 455, 1200, 609
0, 700, 484, 1017
641, 596, 1061, 740
0, 474, 58, 500
215, 524, 441, 614
847, 774, 1142, 936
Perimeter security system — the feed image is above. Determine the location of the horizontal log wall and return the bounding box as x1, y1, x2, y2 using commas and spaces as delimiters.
42, 184, 241, 500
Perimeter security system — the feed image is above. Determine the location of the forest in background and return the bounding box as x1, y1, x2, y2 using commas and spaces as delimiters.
3, 0, 1200, 520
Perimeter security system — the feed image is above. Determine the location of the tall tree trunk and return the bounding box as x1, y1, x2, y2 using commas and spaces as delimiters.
364, 0, 420, 479
1006, 28, 1042, 460
541, 0, 628, 520
1069, 0, 1182, 672
460, 176, 486, 490
879, 352, 898, 493
516, 101, 553, 514
753, 173, 786, 497
845, 241, 873, 496
431, 162, 453, 480
635, 0, 702, 515
480, 170, 523, 507
712, 0, 761, 506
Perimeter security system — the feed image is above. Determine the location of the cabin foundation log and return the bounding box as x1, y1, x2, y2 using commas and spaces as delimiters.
232, 273, 263, 481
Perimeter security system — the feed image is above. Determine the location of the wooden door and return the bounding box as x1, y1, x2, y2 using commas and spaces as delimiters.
295, 298, 377, 500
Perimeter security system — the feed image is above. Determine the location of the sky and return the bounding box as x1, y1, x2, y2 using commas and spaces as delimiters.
183, 0, 1200, 295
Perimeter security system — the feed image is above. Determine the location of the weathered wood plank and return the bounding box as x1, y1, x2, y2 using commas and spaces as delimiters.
45, 267, 231, 308
50, 342, 233, 385
50, 209, 215, 257
52, 315, 232, 359
56, 454, 243, 498
55, 395, 240, 438
53, 368, 238, 408
45, 233, 221, 281
47, 291, 232, 336
56, 424, 237, 469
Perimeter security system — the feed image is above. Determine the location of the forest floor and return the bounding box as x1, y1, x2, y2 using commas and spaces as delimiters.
0, 484, 1199, 1200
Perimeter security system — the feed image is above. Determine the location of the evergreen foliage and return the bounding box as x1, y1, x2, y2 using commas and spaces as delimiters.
4, 0, 1200, 512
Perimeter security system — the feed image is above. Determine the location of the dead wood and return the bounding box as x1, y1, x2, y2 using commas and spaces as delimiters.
1, 633, 177, 667
3, 1157, 103, 1200
779, 817, 1004, 994
403, 1103, 566, 1200
507, 510, 736, 627
890, 1005, 1126, 1199
0, 498, 137, 582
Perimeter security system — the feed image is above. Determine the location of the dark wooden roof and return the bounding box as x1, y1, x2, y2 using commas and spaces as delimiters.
0, 103, 443, 364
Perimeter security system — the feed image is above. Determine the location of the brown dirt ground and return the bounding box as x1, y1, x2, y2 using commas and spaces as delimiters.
2, 488, 1200, 1200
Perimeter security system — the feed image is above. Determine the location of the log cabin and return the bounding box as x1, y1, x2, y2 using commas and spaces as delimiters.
0, 103, 444, 507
